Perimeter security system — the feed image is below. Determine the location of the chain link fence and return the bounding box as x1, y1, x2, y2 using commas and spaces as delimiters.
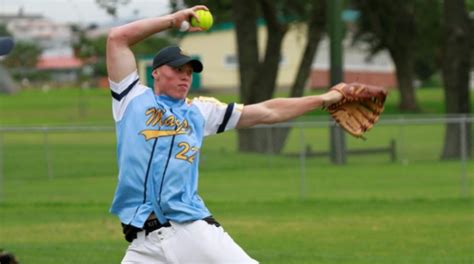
0, 114, 472, 202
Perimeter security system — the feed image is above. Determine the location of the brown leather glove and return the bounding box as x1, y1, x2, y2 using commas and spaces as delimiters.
325, 82, 388, 139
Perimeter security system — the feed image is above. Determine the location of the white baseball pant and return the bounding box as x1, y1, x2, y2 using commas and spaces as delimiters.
121, 219, 259, 264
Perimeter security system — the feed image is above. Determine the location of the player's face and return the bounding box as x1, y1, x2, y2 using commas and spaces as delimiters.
154, 64, 193, 100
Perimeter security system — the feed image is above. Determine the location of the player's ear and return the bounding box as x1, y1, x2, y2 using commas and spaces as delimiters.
152, 69, 160, 80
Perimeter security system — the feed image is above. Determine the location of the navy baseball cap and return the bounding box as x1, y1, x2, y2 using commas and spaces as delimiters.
0, 37, 14, 56
152, 46, 203, 73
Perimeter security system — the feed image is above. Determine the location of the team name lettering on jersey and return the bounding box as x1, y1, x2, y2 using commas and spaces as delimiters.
140, 107, 190, 140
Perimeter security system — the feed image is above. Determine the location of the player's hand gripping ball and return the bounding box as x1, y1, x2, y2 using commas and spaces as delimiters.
191, 10, 213, 30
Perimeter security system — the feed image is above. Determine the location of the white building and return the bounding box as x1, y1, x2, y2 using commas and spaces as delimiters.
1, 10, 83, 83
4, 13, 74, 57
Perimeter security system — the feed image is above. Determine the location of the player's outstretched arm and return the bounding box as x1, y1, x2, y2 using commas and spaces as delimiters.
106, 5, 208, 83
236, 90, 343, 129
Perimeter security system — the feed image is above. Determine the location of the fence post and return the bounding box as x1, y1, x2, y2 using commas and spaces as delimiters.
399, 115, 408, 165
299, 126, 306, 199
43, 127, 54, 180
459, 115, 469, 198
389, 139, 397, 162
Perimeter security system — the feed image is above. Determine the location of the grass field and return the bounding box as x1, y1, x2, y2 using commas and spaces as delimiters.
0, 87, 473, 263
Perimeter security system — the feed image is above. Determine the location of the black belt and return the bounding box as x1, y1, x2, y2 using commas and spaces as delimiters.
122, 218, 171, 243
121, 216, 220, 243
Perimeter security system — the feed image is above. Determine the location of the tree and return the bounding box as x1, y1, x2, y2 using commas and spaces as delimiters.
352, 0, 426, 112
3, 41, 41, 69
72, 25, 172, 77
1, 40, 41, 92
469, 0, 474, 68
412, 0, 443, 86
96, 0, 131, 17
177, 0, 326, 153
131, 37, 173, 58
441, 0, 471, 159
0, 23, 12, 37
170, 0, 234, 23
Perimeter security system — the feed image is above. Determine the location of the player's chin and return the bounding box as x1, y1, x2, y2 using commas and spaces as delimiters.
176, 87, 190, 97
173, 90, 189, 100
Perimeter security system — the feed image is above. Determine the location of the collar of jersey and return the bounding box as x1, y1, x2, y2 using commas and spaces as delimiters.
155, 94, 186, 108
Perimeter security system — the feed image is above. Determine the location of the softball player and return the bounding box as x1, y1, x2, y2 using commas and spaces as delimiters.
107, 5, 342, 264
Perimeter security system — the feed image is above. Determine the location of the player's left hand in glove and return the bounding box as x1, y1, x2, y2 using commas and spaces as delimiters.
321, 82, 388, 139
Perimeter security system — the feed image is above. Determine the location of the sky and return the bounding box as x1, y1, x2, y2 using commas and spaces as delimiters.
0, 0, 171, 25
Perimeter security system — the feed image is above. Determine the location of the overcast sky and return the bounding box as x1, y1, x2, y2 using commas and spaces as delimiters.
0, 0, 171, 25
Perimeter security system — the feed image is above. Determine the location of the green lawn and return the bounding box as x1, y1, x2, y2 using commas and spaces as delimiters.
0, 87, 473, 263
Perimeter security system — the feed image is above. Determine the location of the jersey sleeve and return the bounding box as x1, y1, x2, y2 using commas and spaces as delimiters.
192, 96, 244, 136
109, 71, 149, 122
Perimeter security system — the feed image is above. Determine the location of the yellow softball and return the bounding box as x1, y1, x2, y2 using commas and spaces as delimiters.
191, 10, 214, 31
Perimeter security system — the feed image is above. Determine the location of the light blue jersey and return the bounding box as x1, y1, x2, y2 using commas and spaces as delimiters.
109, 71, 243, 228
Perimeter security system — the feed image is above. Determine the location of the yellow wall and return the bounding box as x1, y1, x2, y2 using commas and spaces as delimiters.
179, 24, 308, 90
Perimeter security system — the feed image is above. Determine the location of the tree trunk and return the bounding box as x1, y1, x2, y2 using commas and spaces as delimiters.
250, 0, 287, 102
232, 0, 259, 103
238, 127, 292, 153
233, 0, 326, 154
441, 0, 471, 160
390, 49, 419, 111
353, 0, 420, 112
234, 0, 287, 153
260, 0, 327, 154
290, 0, 326, 98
